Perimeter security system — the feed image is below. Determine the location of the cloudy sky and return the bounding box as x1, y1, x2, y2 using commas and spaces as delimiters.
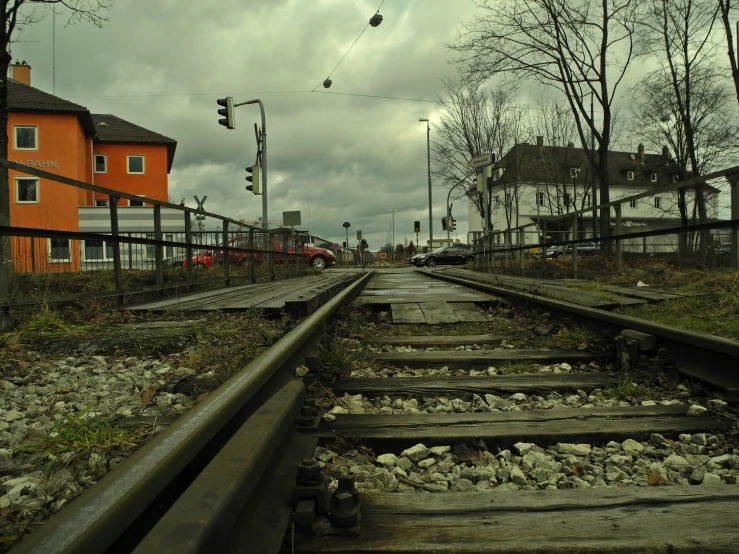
12, 0, 496, 249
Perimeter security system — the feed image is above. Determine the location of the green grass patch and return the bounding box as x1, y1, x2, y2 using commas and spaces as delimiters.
542, 326, 593, 350
314, 339, 376, 375
603, 378, 660, 402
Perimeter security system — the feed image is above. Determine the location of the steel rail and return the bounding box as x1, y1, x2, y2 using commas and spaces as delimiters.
420, 269, 739, 360
12, 271, 373, 554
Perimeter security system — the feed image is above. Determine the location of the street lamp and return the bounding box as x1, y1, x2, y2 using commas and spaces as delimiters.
389, 209, 396, 263
419, 118, 432, 249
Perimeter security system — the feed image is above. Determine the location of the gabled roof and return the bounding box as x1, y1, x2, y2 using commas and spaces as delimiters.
496, 143, 689, 190
91, 114, 177, 172
8, 79, 95, 136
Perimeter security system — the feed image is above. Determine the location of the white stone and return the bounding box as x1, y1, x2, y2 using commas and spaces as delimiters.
552, 443, 591, 456
702, 472, 723, 486
509, 393, 527, 402
418, 458, 436, 469
377, 453, 398, 467
321, 413, 336, 422
401, 444, 430, 462
429, 446, 451, 457
329, 406, 348, 415
514, 442, 537, 456
621, 439, 644, 457
295, 365, 310, 377
559, 363, 572, 371
708, 399, 728, 412
687, 405, 708, 416
664, 454, 691, 470
509, 466, 528, 486
3, 411, 24, 422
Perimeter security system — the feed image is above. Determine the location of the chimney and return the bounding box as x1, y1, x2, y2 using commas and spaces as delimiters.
10, 60, 31, 86
662, 145, 669, 157
567, 141, 574, 148
637, 143, 645, 163
536, 135, 543, 157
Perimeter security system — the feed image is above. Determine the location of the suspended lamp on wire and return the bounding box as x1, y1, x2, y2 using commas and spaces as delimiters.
323, 78, 333, 88
369, 12, 383, 27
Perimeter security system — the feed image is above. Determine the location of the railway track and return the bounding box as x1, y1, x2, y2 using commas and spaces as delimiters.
12, 268, 739, 553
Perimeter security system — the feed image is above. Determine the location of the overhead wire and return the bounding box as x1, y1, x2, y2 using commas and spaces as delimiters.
311, 0, 386, 91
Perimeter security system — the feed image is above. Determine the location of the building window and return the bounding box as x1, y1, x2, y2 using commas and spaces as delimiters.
14, 126, 37, 150
127, 155, 145, 174
627, 171, 634, 181
569, 167, 578, 178
672, 174, 678, 183
563, 192, 570, 207
83, 238, 114, 261
494, 195, 500, 207
505, 192, 511, 206
537, 191, 545, 206
94, 155, 107, 173
129, 196, 145, 207
145, 233, 156, 260
650, 172, 657, 182
629, 199, 637, 208
48, 238, 70, 263
654, 197, 662, 209
496, 233, 501, 245
95, 199, 109, 207
15, 177, 38, 203
585, 194, 592, 207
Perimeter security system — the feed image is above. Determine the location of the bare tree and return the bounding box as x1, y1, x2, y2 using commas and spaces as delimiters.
718, 0, 739, 105
635, 0, 736, 254
450, 0, 638, 243
0, 0, 113, 330
431, 78, 523, 230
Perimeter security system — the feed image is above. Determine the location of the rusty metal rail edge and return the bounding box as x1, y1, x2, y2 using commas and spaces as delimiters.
13, 271, 374, 554
419, 269, 739, 360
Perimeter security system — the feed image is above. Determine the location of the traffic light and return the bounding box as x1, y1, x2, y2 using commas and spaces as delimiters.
361, 239, 368, 250
441, 217, 448, 231
414, 221, 420, 233
245, 164, 261, 194
450, 217, 457, 232
217, 97, 235, 129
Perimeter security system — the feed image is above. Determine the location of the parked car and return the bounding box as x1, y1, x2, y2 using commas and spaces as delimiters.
185, 235, 336, 270
413, 246, 475, 267
534, 242, 600, 259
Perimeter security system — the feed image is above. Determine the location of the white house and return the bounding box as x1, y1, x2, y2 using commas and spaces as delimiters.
468, 137, 720, 252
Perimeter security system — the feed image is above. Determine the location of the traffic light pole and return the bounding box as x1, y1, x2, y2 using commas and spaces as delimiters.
235, 99, 267, 231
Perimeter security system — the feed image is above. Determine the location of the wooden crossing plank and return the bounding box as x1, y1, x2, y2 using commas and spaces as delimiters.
332, 372, 615, 396
448, 302, 490, 322
368, 349, 608, 366
314, 405, 732, 443
296, 488, 739, 553
128, 281, 281, 311
360, 293, 497, 305
365, 334, 505, 346
391, 304, 426, 324
418, 302, 460, 324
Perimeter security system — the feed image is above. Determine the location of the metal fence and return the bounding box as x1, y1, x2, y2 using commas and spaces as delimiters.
0, 160, 320, 308
470, 164, 739, 276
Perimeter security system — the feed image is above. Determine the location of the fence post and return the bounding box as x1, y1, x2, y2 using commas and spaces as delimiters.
615, 203, 623, 272
222, 220, 230, 288
283, 236, 289, 276
154, 206, 164, 289
572, 214, 578, 279
541, 221, 547, 277
128, 239, 133, 270
30, 238, 36, 274
518, 228, 525, 273
642, 235, 647, 255
731, 173, 739, 270
249, 228, 256, 283
109, 196, 123, 306
269, 233, 275, 281
184, 210, 193, 292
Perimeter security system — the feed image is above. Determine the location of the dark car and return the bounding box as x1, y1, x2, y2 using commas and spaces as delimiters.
414, 246, 474, 267
535, 242, 599, 259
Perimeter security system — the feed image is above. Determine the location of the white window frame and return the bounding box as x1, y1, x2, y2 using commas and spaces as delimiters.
94, 154, 107, 174
569, 167, 578, 178
629, 199, 637, 209
650, 172, 657, 182
95, 199, 109, 207
144, 233, 156, 260
128, 195, 145, 207
537, 191, 545, 206
585, 193, 592, 207
15, 177, 39, 204
127, 155, 145, 174
82, 238, 115, 262
627, 171, 634, 181
494, 195, 500, 208
48, 238, 71, 263
13, 125, 38, 151
654, 197, 662, 209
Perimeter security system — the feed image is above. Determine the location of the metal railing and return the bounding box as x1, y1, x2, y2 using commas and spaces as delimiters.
0, 160, 317, 307
470, 164, 739, 276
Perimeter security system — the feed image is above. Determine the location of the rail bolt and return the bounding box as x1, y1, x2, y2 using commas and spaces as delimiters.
297, 458, 322, 485
337, 474, 359, 503
329, 491, 359, 528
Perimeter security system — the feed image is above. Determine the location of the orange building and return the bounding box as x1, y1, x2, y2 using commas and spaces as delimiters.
6, 61, 177, 271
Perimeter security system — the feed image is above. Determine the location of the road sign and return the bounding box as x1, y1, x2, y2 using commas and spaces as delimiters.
332, 243, 341, 251
379, 252, 387, 259
283, 211, 301, 226
343, 221, 351, 228
357, 230, 362, 240
471, 153, 495, 168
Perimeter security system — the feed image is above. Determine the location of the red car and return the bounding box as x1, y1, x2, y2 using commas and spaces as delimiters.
185, 235, 336, 270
